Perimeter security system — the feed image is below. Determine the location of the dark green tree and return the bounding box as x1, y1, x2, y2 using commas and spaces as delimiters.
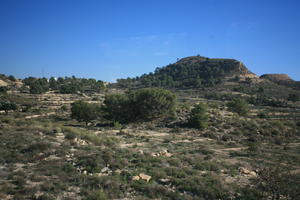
188, 103, 208, 129
0, 102, 18, 113
28, 78, 49, 94
71, 100, 99, 126
8, 75, 16, 81
0, 86, 8, 93
103, 88, 177, 123
288, 93, 299, 102
49, 77, 59, 90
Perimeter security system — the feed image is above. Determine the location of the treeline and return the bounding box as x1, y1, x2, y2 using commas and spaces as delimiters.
116, 56, 246, 88
71, 88, 249, 128
23, 76, 105, 94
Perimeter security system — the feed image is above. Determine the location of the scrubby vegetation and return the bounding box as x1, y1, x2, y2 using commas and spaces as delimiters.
0, 56, 300, 199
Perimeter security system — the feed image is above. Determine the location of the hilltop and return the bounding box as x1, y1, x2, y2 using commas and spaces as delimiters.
260, 73, 294, 82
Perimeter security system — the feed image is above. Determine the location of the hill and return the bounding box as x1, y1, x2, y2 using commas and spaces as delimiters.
115, 56, 300, 103
260, 73, 294, 82
117, 56, 259, 88
260, 73, 300, 90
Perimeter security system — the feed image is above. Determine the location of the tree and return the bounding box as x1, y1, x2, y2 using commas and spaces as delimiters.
49, 77, 58, 90
288, 93, 299, 102
71, 100, 99, 126
103, 88, 177, 123
188, 103, 208, 129
129, 88, 177, 121
0, 86, 8, 93
102, 93, 130, 123
227, 98, 249, 116
8, 75, 16, 81
0, 102, 18, 113
29, 78, 49, 94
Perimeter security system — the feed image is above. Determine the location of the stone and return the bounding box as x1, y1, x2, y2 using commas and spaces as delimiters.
239, 167, 257, 176
101, 167, 110, 173
159, 178, 170, 184
132, 175, 140, 181
139, 173, 151, 182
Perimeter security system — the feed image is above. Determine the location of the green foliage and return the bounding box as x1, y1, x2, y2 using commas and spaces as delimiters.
8, 75, 16, 81
253, 166, 300, 200
23, 77, 49, 94
24, 76, 105, 94
71, 100, 100, 125
103, 88, 177, 123
227, 98, 249, 116
117, 56, 247, 88
188, 103, 208, 129
288, 93, 300, 102
0, 102, 18, 113
0, 86, 8, 93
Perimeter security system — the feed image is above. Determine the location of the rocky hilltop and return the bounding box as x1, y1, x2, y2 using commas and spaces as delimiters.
260, 73, 294, 82
117, 55, 260, 88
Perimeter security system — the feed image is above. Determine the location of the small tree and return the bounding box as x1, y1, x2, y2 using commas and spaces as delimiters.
227, 98, 249, 116
0, 86, 8, 93
188, 103, 208, 129
8, 75, 16, 81
29, 78, 49, 94
0, 102, 18, 113
288, 93, 299, 102
71, 100, 99, 126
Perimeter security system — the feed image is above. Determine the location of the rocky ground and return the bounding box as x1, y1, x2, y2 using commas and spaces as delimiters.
0, 91, 300, 200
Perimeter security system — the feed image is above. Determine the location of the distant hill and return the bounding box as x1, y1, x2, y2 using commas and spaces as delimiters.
260, 74, 300, 90
114, 55, 300, 103
116, 55, 258, 88
260, 74, 294, 82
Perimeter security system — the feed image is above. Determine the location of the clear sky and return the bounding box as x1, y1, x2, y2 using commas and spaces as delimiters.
0, 0, 300, 82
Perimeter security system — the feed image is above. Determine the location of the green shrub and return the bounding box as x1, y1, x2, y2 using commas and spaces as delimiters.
65, 131, 77, 140
85, 189, 108, 200
227, 98, 249, 116
194, 161, 220, 172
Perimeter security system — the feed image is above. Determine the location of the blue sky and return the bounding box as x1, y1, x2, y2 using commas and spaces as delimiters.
0, 0, 300, 82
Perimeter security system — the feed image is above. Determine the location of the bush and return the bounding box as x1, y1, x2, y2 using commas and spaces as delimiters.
103, 88, 177, 123
71, 101, 100, 126
188, 103, 208, 129
227, 98, 249, 116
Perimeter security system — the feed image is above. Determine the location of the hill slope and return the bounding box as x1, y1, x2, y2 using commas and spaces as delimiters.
117, 56, 259, 88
